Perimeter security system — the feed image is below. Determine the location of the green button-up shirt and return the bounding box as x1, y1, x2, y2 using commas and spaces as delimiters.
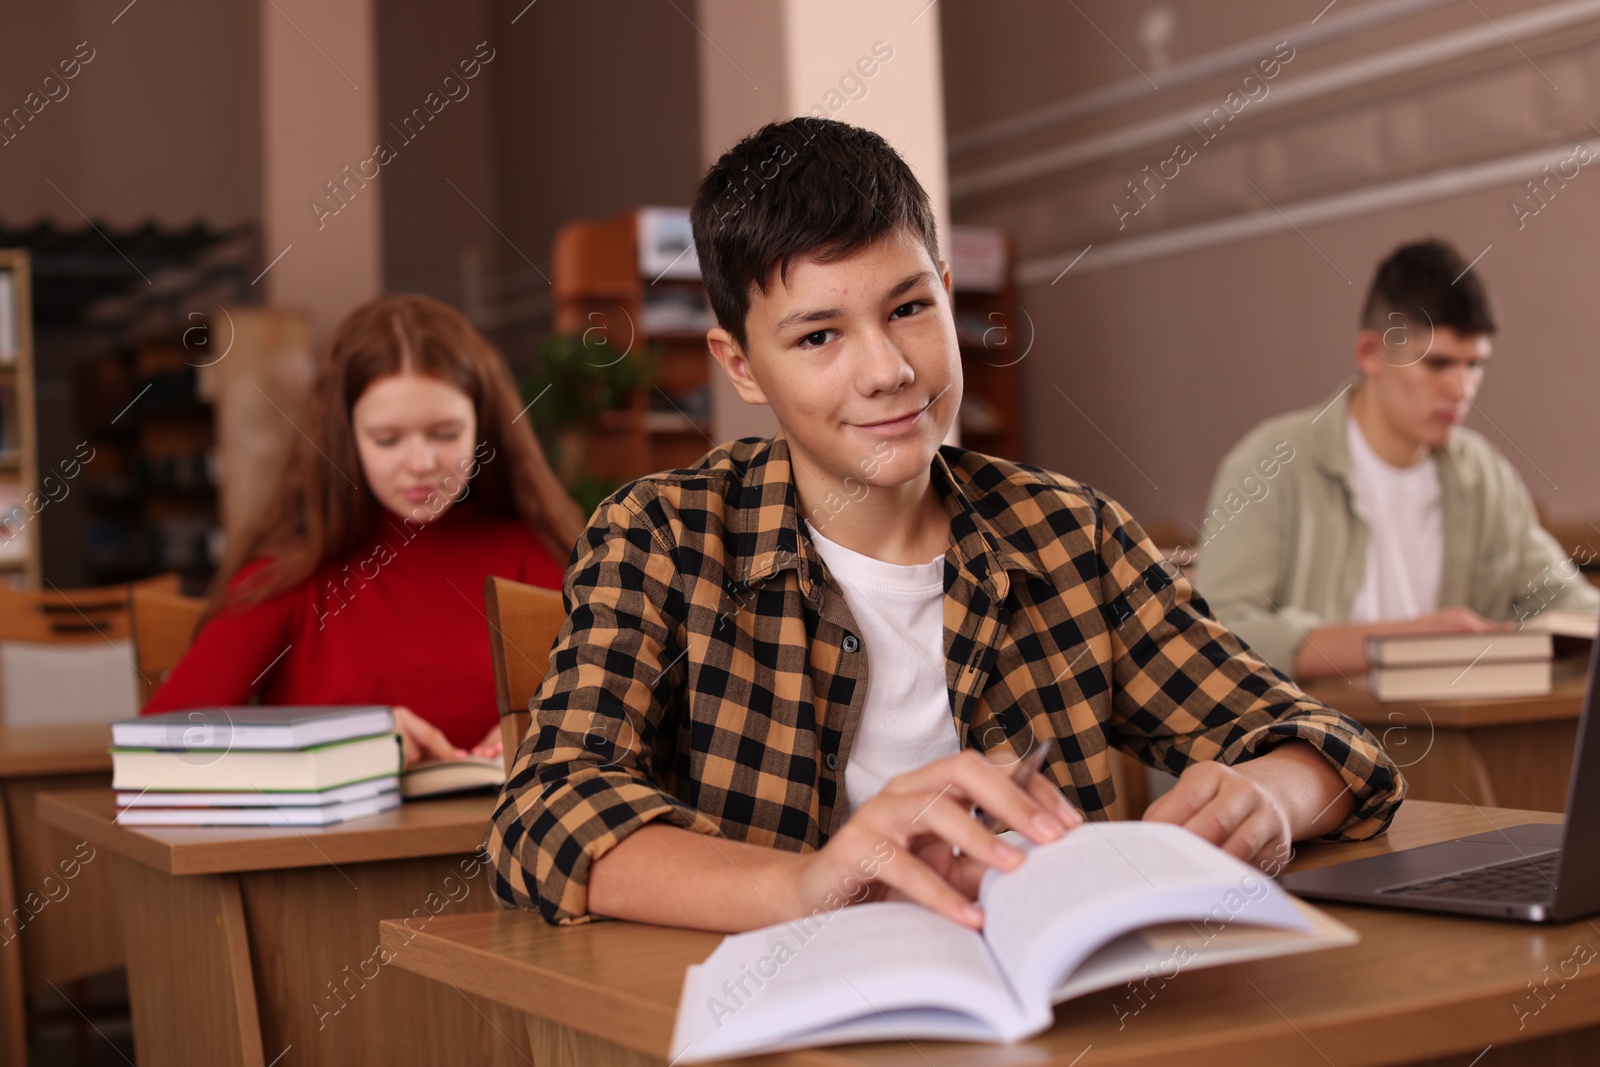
1193, 384, 1598, 675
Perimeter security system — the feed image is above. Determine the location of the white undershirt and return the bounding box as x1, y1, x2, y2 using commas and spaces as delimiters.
1344, 416, 1443, 623
804, 521, 959, 816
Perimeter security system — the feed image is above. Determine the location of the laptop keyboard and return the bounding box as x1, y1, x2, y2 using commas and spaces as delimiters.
1381, 852, 1560, 904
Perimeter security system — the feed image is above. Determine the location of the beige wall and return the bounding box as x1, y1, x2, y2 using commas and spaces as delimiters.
260, 0, 384, 346
0, 3, 258, 226
943, 0, 1600, 532
697, 0, 950, 443
473, 0, 703, 372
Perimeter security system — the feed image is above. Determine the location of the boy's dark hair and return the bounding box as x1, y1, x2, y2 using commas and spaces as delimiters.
1359, 238, 1498, 338
690, 117, 940, 351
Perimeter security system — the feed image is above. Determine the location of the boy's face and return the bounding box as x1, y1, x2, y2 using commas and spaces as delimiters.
707, 228, 962, 500
1355, 324, 1491, 450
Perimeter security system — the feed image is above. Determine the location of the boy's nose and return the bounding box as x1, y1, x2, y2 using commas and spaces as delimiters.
858, 328, 915, 393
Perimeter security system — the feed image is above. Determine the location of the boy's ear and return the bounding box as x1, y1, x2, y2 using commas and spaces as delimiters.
707, 328, 770, 406
939, 259, 953, 296
1354, 328, 1385, 379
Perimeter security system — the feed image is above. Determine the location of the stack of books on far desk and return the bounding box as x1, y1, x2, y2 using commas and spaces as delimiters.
109, 706, 403, 826
1366, 631, 1553, 701
1366, 611, 1598, 701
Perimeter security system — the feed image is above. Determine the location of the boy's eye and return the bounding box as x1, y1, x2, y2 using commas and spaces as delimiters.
890, 300, 927, 320
797, 329, 835, 349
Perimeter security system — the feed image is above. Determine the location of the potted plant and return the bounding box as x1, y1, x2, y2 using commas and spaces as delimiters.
523, 331, 657, 514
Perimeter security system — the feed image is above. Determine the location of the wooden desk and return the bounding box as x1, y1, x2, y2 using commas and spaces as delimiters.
0, 725, 120, 1066
1306, 657, 1588, 811
379, 801, 1600, 1067
39, 788, 531, 1067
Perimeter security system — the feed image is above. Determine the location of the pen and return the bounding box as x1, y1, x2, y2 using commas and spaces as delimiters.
975, 737, 1055, 834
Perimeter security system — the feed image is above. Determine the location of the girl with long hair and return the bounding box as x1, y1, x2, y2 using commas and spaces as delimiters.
144, 295, 586, 765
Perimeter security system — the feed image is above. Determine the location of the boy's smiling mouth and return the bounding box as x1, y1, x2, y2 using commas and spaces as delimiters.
853, 401, 930, 435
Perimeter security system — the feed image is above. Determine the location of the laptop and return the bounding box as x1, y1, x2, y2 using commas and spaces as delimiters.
1278, 619, 1600, 922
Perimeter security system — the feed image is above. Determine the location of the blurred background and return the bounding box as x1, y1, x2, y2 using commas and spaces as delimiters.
2, 0, 1597, 598
2, 1, 1599, 1061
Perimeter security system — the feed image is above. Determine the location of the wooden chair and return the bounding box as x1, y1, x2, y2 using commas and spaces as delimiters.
483, 577, 567, 774
0, 575, 177, 1064
0, 573, 178, 644
128, 586, 207, 707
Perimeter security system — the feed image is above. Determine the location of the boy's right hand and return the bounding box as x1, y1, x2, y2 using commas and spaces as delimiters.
785, 748, 1081, 930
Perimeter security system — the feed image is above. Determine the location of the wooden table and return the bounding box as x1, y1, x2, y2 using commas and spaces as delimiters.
0, 725, 121, 1066
379, 800, 1600, 1066
39, 788, 531, 1067
1306, 657, 1588, 811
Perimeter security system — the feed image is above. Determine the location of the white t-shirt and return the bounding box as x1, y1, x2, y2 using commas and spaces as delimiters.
804, 521, 959, 816
1344, 416, 1443, 623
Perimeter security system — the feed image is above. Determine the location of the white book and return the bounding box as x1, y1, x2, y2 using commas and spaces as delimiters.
1368, 659, 1553, 701
635, 206, 700, 280
1523, 610, 1599, 641
111, 704, 394, 751
0, 271, 15, 361
1366, 631, 1551, 668
111, 733, 401, 792
670, 822, 1354, 1061
401, 756, 503, 799
113, 789, 401, 827
115, 775, 399, 808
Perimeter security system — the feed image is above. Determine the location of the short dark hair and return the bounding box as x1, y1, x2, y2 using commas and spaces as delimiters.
690, 117, 940, 351
1360, 238, 1498, 338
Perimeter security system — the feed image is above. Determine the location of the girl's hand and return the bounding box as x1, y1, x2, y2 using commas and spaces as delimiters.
470, 722, 504, 761
392, 705, 465, 767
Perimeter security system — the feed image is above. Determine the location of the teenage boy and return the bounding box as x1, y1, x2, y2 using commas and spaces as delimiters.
1194, 239, 1597, 681
486, 118, 1403, 931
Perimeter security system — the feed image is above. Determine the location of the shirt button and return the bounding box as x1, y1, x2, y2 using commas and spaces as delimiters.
841, 634, 859, 653
825, 752, 839, 771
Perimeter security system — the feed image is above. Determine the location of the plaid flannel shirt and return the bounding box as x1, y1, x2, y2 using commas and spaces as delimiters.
486, 435, 1405, 924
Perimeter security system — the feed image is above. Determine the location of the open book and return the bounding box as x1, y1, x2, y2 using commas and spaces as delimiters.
670, 822, 1353, 1061
401, 754, 505, 799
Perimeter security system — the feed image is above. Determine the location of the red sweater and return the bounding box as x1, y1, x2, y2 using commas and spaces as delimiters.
143, 502, 567, 749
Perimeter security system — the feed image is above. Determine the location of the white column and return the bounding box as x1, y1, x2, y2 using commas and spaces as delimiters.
259, 0, 383, 348
696, 0, 949, 444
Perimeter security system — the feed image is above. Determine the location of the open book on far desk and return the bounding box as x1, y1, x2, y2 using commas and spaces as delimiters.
671, 822, 1354, 1061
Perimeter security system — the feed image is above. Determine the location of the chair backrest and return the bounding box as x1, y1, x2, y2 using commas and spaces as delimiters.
0, 574, 181, 725
0, 572, 179, 643
483, 577, 566, 774
129, 585, 207, 707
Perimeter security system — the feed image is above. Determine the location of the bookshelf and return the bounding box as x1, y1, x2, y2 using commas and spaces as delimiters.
547, 211, 1028, 488
0, 249, 39, 587
549, 208, 715, 486
75, 342, 219, 591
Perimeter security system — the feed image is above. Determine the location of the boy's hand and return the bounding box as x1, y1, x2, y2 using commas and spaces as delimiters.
786, 749, 1082, 930
1142, 761, 1292, 871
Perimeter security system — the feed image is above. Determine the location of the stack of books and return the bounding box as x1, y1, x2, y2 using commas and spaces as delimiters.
1366, 631, 1554, 701
110, 706, 402, 826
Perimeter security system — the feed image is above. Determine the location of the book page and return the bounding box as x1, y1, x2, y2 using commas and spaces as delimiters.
670, 901, 1043, 1063
1051, 896, 1357, 1007
1523, 609, 1599, 640
979, 822, 1309, 1005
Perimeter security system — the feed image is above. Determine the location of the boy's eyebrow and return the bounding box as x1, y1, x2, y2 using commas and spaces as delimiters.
770, 271, 938, 335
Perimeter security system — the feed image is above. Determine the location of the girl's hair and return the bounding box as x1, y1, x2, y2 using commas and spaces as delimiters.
208, 294, 586, 613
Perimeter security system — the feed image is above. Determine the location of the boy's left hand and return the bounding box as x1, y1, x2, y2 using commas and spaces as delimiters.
1142, 760, 1293, 872
1142, 740, 1355, 873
